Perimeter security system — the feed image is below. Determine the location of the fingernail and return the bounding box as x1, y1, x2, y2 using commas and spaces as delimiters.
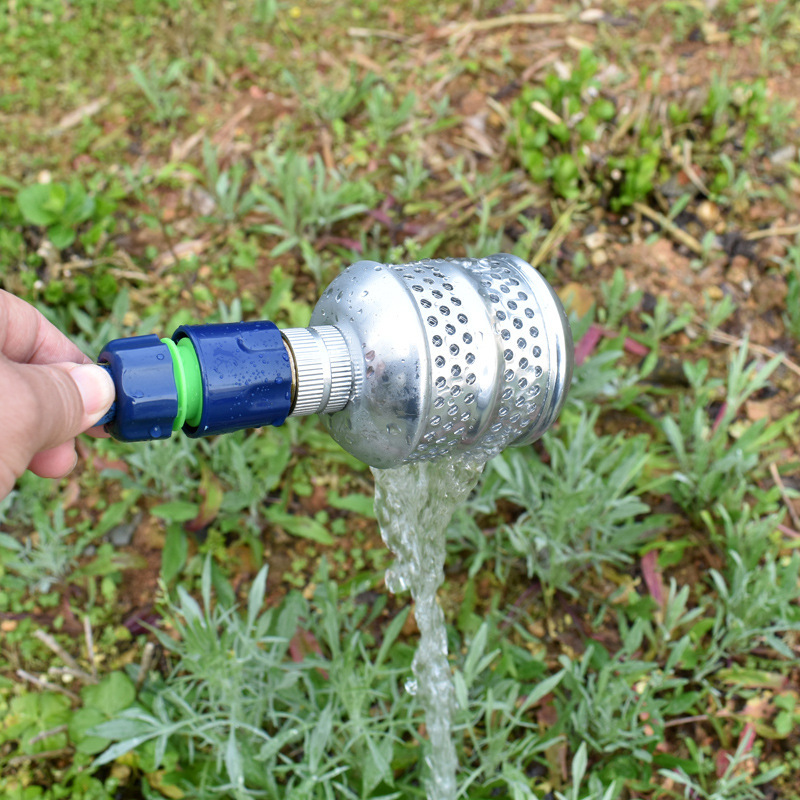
70, 363, 116, 417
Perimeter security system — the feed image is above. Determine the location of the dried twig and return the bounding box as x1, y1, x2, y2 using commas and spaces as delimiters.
7, 748, 72, 767
633, 202, 705, 256
135, 642, 157, 693
29, 724, 69, 745
529, 201, 578, 271
708, 329, 800, 379
770, 462, 800, 531
84, 616, 98, 682
348, 27, 407, 41
744, 224, 800, 242
48, 665, 95, 684
34, 630, 81, 673
681, 139, 711, 197
17, 670, 80, 702
445, 12, 566, 39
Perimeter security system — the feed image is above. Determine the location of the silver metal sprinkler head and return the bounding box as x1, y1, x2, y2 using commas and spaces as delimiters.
281, 254, 573, 469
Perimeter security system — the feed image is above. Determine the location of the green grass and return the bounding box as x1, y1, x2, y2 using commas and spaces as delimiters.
2, 0, 800, 798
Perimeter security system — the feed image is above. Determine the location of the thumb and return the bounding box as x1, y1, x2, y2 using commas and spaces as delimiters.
0, 361, 115, 496
24, 362, 116, 450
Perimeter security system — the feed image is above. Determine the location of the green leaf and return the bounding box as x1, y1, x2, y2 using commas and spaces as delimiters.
327, 492, 375, 517
265, 509, 334, 545
151, 501, 199, 522
17, 184, 58, 226
161, 524, 187, 584
82, 671, 136, 716
48, 222, 76, 249
247, 564, 269, 628
69, 707, 109, 754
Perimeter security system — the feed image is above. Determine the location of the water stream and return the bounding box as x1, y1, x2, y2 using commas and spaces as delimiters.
372, 454, 487, 800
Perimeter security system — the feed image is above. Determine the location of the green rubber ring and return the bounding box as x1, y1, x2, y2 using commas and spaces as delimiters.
161, 337, 203, 430
162, 338, 187, 431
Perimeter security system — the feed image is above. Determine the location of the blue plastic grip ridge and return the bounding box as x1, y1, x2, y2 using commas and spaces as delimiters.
97, 335, 179, 441
173, 321, 293, 437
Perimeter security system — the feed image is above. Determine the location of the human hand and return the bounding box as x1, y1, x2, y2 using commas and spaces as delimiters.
0, 290, 115, 500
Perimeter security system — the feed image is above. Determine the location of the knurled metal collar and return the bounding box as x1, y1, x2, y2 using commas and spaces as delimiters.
282, 326, 353, 416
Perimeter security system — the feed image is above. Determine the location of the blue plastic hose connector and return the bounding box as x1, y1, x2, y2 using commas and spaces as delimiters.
97, 335, 178, 441
173, 321, 293, 437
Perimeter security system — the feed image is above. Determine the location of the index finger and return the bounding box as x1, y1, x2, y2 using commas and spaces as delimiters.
0, 290, 90, 366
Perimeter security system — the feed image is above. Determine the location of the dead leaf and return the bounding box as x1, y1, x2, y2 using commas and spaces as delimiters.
559, 282, 595, 317
49, 97, 108, 134
641, 550, 666, 608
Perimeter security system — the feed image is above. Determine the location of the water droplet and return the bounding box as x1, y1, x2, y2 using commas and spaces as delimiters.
150, 425, 161, 438
366, 365, 375, 377
156, 353, 165, 360
336, 291, 343, 302
365, 350, 375, 362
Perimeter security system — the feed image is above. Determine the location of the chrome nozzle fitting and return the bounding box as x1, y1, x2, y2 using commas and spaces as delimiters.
304, 254, 573, 468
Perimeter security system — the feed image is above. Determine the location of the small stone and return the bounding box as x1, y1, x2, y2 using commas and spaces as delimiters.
770, 145, 798, 165
696, 200, 720, 227
591, 249, 608, 268
706, 285, 724, 300
585, 231, 606, 250
728, 255, 750, 286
